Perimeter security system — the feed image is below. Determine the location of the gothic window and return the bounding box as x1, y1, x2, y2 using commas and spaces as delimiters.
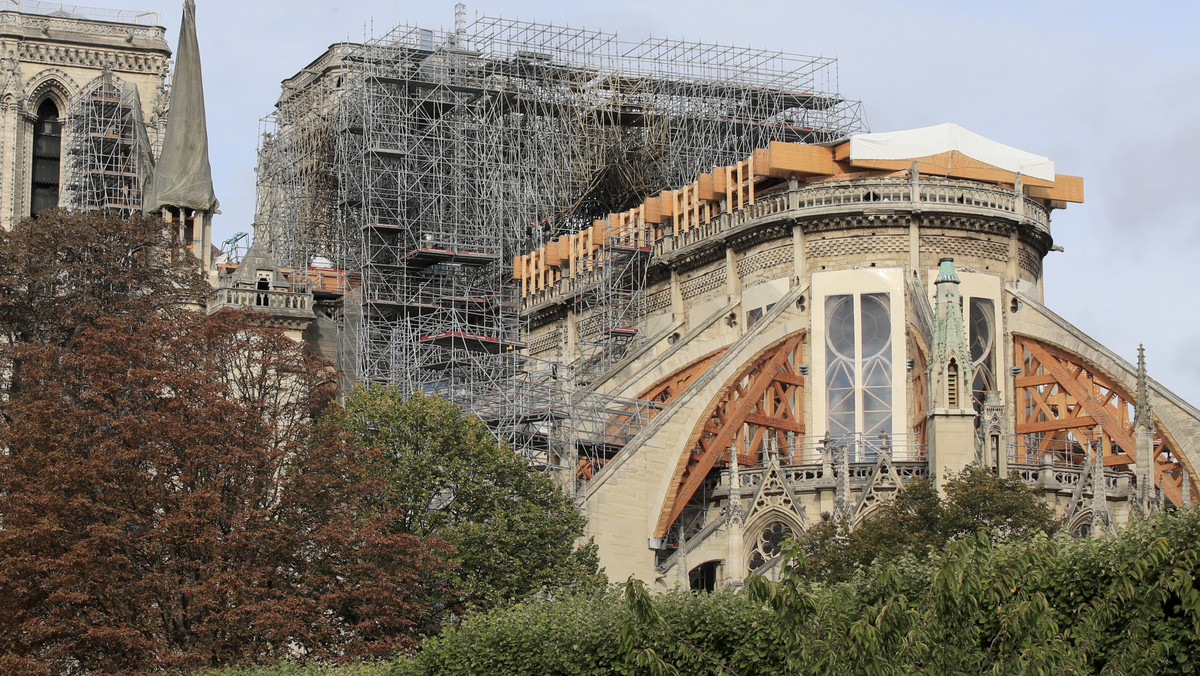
748, 520, 792, 574
825, 292, 893, 443
31, 99, 62, 217
861, 293, 892, 437
826, 295, 856, 438
969, 297, 996, 411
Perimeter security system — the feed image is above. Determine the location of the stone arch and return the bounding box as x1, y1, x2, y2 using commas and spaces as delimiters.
1067, 509, 1095, 538
24, 68, 76, 116
576, 348, 729, 483
655, 330, 806, 538
636, 347, 727, 405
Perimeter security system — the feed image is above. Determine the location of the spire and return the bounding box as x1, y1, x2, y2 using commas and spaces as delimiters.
1089, 439, 1111, 535
1134, 344, 1152, 430
934, 257, 961, 284
1133, 344, 1155, 516
148, 0, 218, 214
930, 257, 973, 411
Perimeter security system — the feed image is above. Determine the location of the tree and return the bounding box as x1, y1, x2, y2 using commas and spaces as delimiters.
337, 386, 605, 611
0, 210, 206, 394
394, 508, 1200, 675
0, 212, 454, 673
801, 464, 1059, 582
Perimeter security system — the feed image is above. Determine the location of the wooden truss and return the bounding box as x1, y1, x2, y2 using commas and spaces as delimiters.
576, 349, 727, 483
1013, 335, 1193, 507
908, 330, 930, 448
637, 348, 727, 404
655, 332, 806, 538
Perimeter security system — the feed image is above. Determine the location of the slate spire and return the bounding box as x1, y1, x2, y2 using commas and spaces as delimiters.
148, 0, 217, 213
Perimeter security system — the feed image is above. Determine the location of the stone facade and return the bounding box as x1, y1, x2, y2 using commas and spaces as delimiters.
515, 145, 1200, 589
0, 5, 170, 230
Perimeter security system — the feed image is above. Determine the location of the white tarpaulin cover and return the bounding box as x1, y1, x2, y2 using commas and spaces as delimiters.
848, 123, 1055, 182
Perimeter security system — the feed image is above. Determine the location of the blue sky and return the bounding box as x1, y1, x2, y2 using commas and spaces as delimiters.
99, 0, 1200, 404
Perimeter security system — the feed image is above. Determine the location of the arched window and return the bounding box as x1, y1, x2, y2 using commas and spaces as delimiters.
947, 359, 959, 409
31, 99, 63, 217
825, 292, 893, 448
748, 520, 793, 574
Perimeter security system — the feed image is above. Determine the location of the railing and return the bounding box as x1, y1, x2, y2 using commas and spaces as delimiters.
522, 175, 1052, 313
730, 431, 928, 467
208, 288, 312, 315
821, 432, 927, 463
1006, 436, 1134, 468
1, 1, 163, 29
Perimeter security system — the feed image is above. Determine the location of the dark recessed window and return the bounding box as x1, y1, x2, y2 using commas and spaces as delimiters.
31, 99, 62, 217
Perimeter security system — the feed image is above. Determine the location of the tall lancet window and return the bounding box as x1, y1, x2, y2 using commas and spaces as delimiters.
31, 99, 62, 216
826, 295, 856, 438
969, 298, 996, 411
825, 292, 893, 441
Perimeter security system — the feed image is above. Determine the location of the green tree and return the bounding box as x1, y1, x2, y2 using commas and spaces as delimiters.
391, 508, 1200, 675
337, 386, 605, 611
802, 464, 1059, 582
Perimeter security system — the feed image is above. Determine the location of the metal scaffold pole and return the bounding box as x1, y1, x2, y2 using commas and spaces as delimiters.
256, 12, 866, 478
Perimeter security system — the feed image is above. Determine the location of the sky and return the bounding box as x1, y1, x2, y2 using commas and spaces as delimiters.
87, 0, 1200, 405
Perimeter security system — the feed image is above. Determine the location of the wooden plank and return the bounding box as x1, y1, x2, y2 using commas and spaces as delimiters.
1015, 416, 1097, 435
847, 151, 1057, 189
753, 148, 772, 179
697, 173, 718, 201
765, 141, 839, 177
545, 239, 563, 267
643, 196, 663, 224
743, 413, 804, 433
1025, 174, 1084, 204
712, 166, 729, 193
659, 190, 678, 217
1015, 373, 1059, 387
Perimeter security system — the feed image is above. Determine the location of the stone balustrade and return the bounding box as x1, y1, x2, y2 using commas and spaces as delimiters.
207, 287, 312, 315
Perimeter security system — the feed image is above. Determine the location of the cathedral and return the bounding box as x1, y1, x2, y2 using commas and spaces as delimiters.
4, 2, 1198, 593
510, 129, 1200, 588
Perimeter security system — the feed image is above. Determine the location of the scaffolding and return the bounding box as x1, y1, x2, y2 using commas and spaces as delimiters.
63, 73, 160, 216
256, 11, 865, 477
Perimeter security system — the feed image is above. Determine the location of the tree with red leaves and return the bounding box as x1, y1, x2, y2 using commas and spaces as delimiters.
0, 212, 453, 673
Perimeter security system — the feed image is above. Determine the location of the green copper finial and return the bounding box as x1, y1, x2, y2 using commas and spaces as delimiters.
935, 257, 960, 284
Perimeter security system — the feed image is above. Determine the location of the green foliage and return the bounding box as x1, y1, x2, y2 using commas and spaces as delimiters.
396, 585, 785, 676
393, 506, 1200, 675
743, 507, 1200, 674
336, 386, 605, 611
803, 464, 1060, 582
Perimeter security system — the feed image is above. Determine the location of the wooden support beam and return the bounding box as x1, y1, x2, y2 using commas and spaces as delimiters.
1023, 341, 1138, 454
655, 333, 805, 538
1025, 174, 1084, 203
1015, 416, 1098, 435
697, 173, 718, 201
643, 196, 663, 224
763, 141, 840, 177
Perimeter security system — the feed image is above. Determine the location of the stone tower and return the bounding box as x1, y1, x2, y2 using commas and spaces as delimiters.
926, 257, 977, 490
0, 4, 170, 229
